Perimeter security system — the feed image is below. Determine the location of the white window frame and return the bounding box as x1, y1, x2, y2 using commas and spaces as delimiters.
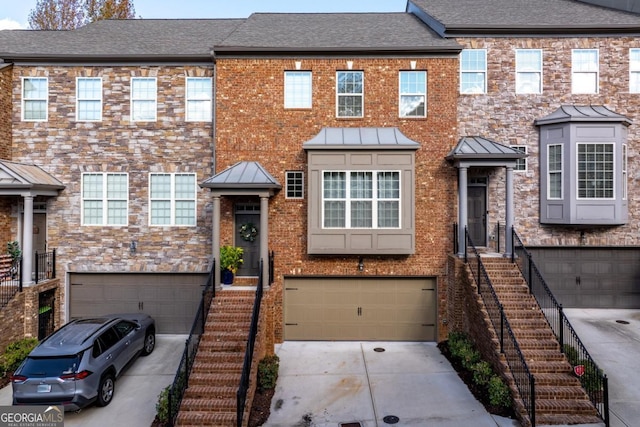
285, 171, 304, 199
76, 77, 102, 121
336, 71, 364, 118
284, 71, 312, 109
460, 49, 487, 94
321, 170, 401, 229
21, 77, 48, 121
630, 49, 640, 93
131, 77, 157, 122
622, 143, 628, 200
81, 173, 129, 226
399, 71, 427, 118
149, 173, 197, 226
511, 145, 527, 171
185, 77, 212, 122
515, 49, 542, 94
576, 143, 614, 200
548, 144, 563, 200
572, 49, 599, 94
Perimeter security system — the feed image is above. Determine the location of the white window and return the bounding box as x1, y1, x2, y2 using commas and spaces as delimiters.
460, 49, 486, 94
82, 173, 128, 226
548, 145, 563, 200
284, 71, 312, 109
186, 77, 212, 121
630, 49, 640, 93
511, 145, 527, 171
149, 173, 196, 226
336, 71, 363, 117
131, 77, 157, 121
577, 143, 614, 199
76, 77, 102, 121
22, 77, 48, 121
399, 71, 426, 117
572, 49, 599, 94
286, 171, 304, 199
515, 49, 542, 94
622, 144, 628, 200
322, 171, 400, 229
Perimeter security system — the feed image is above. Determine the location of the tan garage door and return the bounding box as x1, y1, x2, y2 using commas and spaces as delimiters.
284, 277, 436, 341
69, 273, 207, 334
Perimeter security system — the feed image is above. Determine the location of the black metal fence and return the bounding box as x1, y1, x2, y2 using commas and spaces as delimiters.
167, 260, 216, 426
237, 259, 264, 427
511, 230, 609, 426
464, 227, 536, 425
35, 249, 56, 284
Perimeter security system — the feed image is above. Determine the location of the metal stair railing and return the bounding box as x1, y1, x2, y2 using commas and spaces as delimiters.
511, 229, 609, 426
464, 227, 536, 425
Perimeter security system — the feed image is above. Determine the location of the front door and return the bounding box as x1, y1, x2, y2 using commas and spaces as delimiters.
467, 184, 487, 246
235, 205, 260, 277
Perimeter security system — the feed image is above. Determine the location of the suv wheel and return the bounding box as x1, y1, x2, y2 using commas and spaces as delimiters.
142, 329, 155, 356
97, 374, 115, 407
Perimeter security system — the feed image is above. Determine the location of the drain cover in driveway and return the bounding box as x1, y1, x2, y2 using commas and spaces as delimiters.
383, 415, 400, 424
340, 423, 361, 427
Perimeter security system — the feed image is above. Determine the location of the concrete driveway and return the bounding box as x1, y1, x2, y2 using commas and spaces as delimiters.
0, 334, 186, 427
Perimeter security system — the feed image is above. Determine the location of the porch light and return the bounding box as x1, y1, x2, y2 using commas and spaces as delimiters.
130, 240, 137, 254
358, 257, 364, 272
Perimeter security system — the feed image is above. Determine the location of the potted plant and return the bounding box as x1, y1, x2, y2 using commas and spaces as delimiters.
220, 245, 243, 284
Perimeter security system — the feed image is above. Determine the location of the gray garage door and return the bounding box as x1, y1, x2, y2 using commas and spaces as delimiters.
284, 277, 436, 341
529, 248, 640, 308
69, 273, 207, 333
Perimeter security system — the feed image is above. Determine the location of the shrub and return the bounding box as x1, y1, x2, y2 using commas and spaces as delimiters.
155, 386, 170, 424
447, 332, 480, 370
488, 375, 512, 408
0, 338, 39, 376
257, 354, 279, 391
472, 360, 493, 386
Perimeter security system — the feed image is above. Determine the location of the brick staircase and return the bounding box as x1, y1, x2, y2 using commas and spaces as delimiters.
176, 289, 256, 427
481, 256, 602, 426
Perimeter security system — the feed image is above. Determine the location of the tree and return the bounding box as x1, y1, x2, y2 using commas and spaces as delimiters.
28, 0, 135, 30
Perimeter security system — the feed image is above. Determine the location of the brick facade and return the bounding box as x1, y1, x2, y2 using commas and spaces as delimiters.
456, 36, 640, 247
215, 57, 459, 342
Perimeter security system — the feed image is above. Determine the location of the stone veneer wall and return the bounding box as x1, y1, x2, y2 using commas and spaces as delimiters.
0, 65, 11, 160
215, 57, 460, 342
457, 36, 640, 247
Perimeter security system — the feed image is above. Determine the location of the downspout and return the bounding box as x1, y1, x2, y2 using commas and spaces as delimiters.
210, 49, 220, 288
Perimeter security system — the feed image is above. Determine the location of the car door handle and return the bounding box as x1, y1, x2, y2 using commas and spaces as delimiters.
125, 340, 130, 346
106, 354, 113, 360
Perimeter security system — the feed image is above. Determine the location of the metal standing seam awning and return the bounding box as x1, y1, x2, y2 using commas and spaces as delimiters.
446, 136, 527, 258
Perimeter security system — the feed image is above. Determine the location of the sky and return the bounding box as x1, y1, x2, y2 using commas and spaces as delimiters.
0, 0, 408, 30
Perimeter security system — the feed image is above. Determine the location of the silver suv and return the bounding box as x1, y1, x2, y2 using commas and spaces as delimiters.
11, 313, 155, 411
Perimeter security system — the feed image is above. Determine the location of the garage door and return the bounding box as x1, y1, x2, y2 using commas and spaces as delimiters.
69, 273, 207, 334
284, 277, 436, 341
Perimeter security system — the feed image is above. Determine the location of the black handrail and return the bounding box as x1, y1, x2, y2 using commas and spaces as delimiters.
464, 227, 536, 425
34, 249, 56, 284
237, 259, 264, 427
511, 229, 609, 426
0, 257, 21, 308
167, 260, 216, 427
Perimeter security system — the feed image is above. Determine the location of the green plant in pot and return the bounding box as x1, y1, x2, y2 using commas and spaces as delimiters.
220, 245, 243, 284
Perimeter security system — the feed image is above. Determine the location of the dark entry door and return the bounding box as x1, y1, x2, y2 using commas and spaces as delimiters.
467, 186, 487, 246
235, 208, 260, 277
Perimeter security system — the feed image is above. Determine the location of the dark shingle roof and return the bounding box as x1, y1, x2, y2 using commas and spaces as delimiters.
214, 13, 459, 53
0, 19, 244, 61
409, 0, 640, 35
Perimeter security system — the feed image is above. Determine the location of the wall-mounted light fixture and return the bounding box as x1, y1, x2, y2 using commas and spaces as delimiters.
358, 257, 364, 272
130, 240, 137, 254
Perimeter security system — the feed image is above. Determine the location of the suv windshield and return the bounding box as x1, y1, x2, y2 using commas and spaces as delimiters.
20, 355, 82, 377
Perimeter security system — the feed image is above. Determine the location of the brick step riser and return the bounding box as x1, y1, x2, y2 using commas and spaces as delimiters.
533, 373, 583, 386
176, 411, 240, 427
204, 324, 251, 334
535, 414, 603, 426
519, 352, 567, 362
188, 373, 241, 387
194, 354, 244, 364
535, 387, 590, 400
183, 386, 237, 399
192, 365, 243, 375
535, 399, 599, 415
180, 398, 236, 412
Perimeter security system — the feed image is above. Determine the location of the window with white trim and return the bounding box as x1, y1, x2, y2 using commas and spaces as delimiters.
82, 173, 128, 226
76, 77, 102, 121
515, 49, 542, 94
511, 145, 527, 171
185, 77, 212, 121
284, 71, 312, 109
399, 71, 426, 117
336, 71, 363, 117
622, 144, 628, 199
548, 145, 563, 199
630, 49, 640, 93
577, 143, 614, 199
286, 171, 304, 199
322, 171, 400, 229
149, 173, 196, 226
572, 49, 599, 94
22, 77, 48, 121
460, 49, 486, 94
131, 77, 157, 121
